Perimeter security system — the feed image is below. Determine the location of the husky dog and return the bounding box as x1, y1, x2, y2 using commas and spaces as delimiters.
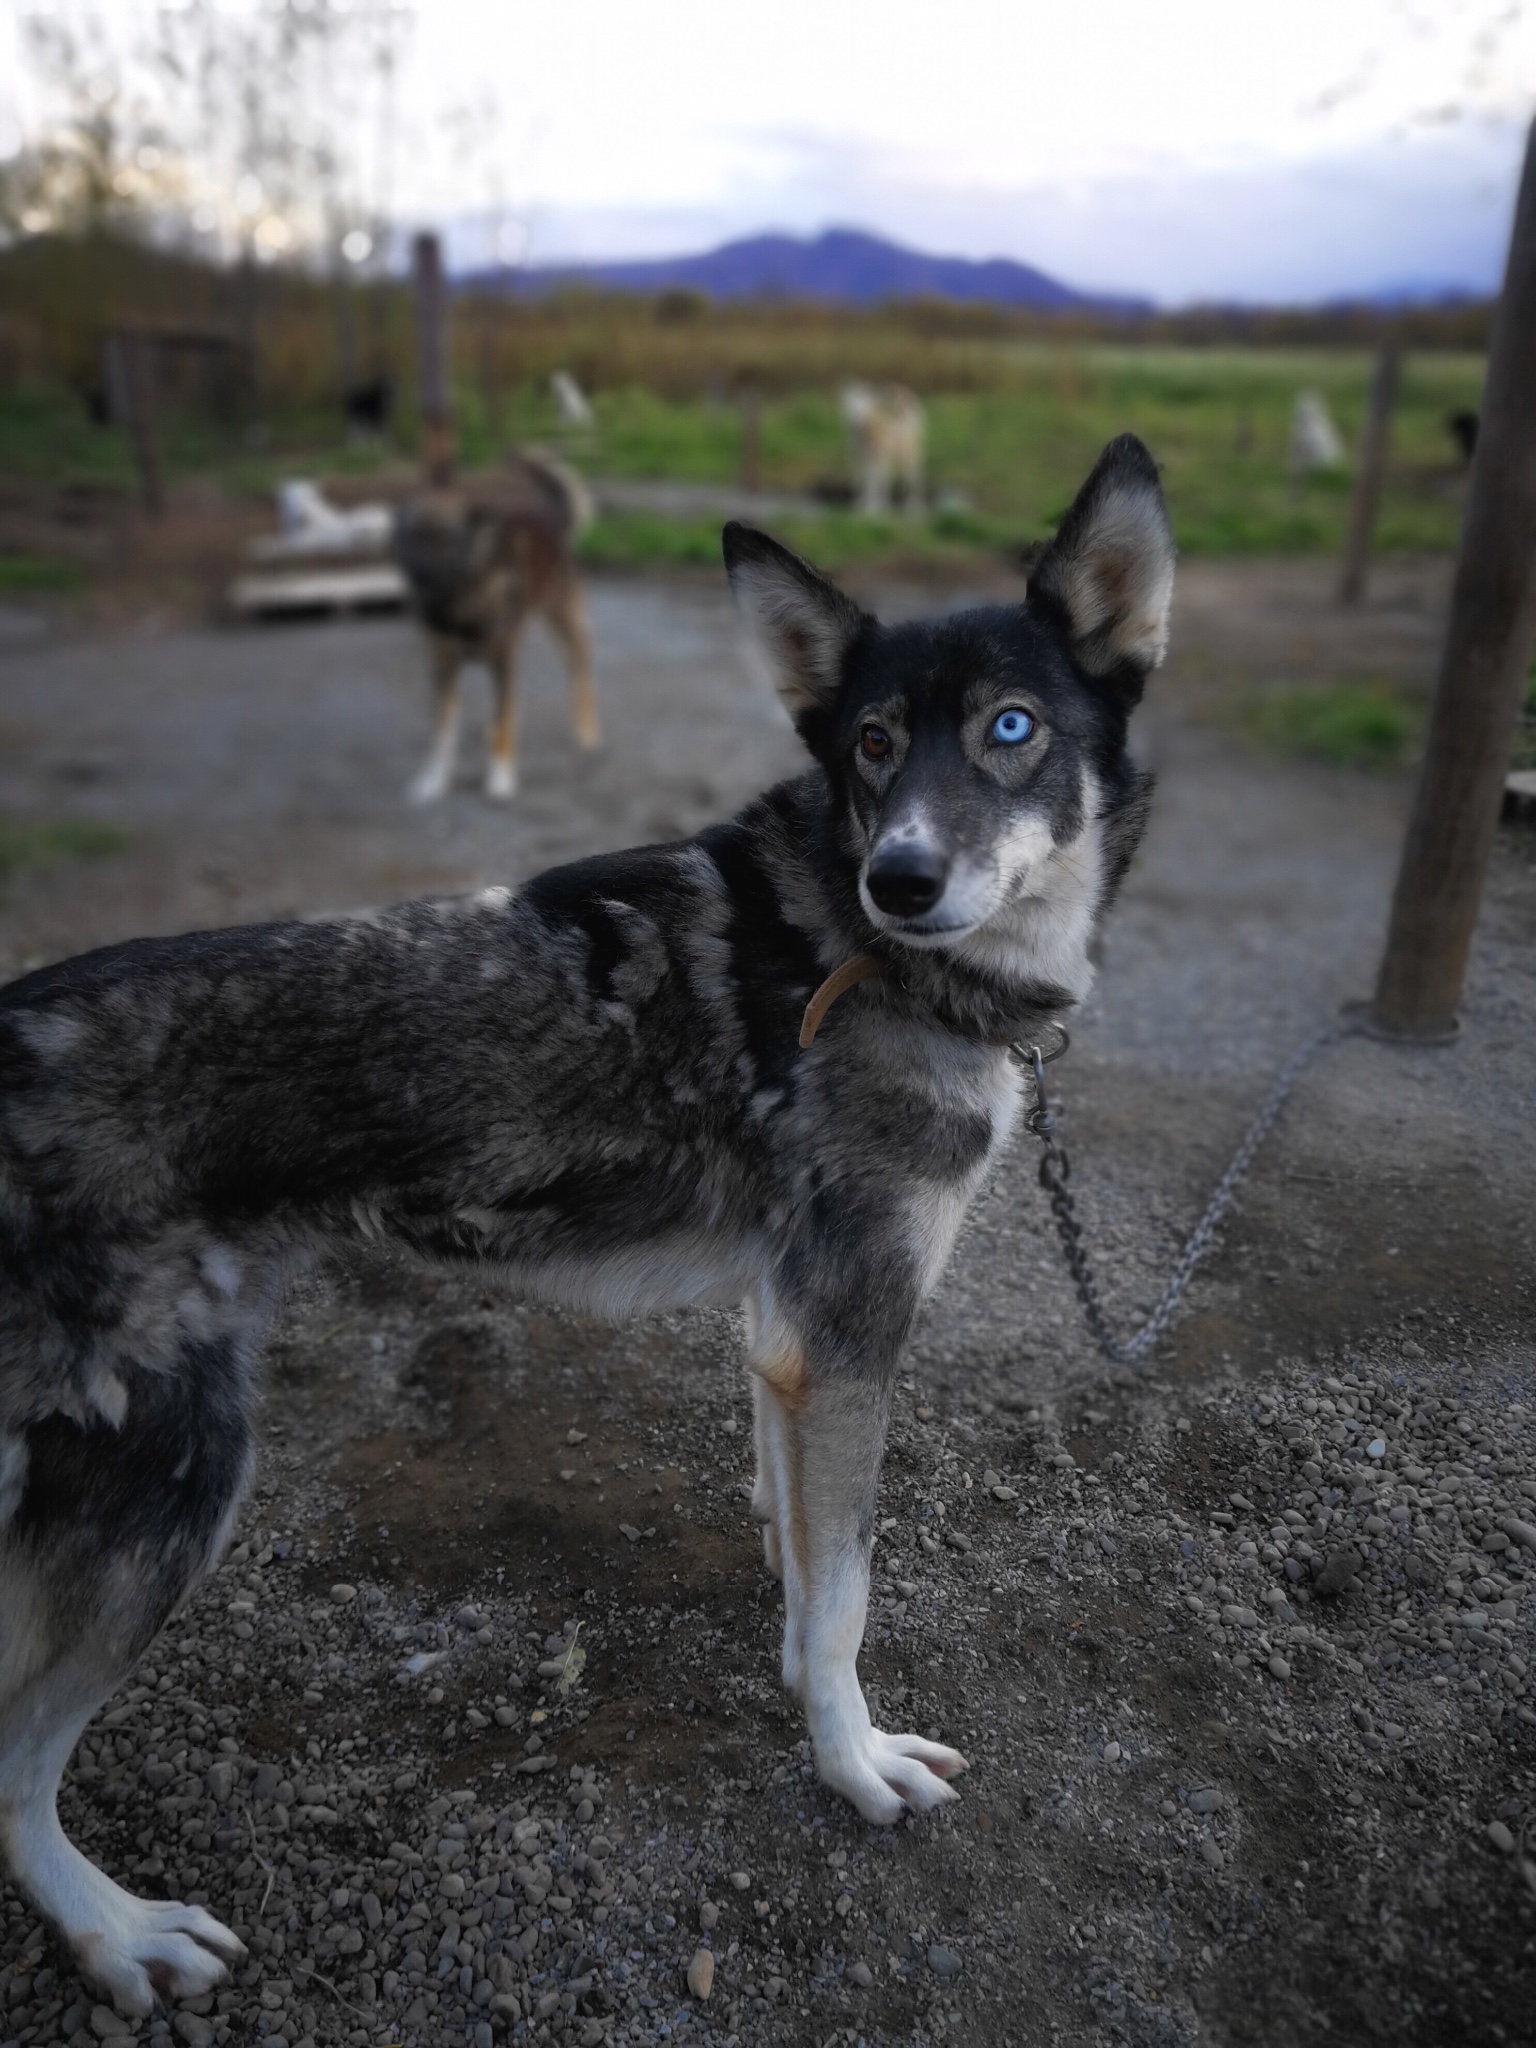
0, 436, 1172, 2016
392, 450, 597, 803
841, 381, 925, 515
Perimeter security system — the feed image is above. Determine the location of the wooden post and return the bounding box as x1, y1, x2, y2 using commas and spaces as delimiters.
1368, 119, 1536, 1039
106, 329, 164, 516
478, 295, 503, 457
413, 231, 453, 483
739, 380, 762, 493
1338, 341, 1400, 604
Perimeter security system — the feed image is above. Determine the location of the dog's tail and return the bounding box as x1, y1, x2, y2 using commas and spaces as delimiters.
515, 447, 594, 539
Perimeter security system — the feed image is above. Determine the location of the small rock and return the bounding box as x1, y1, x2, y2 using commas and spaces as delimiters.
173, 2016, 215, 2048
699, 1901, 719, 1931
848, 1960, 873, 1987
686, 1948, 715, 2000
1188, 1787, 1223, 1815
1102, 1741, 1121, 1763
1313, 1546, 1362, 1598
1199, 1838, 1226, 1870
1487, 1820, 1516, 1855
928, 1944, 963, 1979
566, 1427, 588, 1445
730, 1870, 751, 1891
1268, 1654, 1292, 1680
329, 1583, 356, 1604
1366, 1438, 1386, 1460
91, 2009, 129, 2042
619, 1523, 642, 1543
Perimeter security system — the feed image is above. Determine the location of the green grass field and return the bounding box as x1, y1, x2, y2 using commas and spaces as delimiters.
0, 341, 1484, 567
478, 344, 1484, 560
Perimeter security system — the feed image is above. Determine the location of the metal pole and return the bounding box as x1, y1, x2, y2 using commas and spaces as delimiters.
413, 230, 453, 484
1369, 118, 1536, 1039
1338, 341, 1400, 604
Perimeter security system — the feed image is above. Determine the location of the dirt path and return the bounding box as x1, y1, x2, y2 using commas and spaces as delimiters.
1, 557, 1533, 2048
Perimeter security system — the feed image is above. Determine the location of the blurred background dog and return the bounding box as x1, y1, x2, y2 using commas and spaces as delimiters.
391, 451, 596, 802
840, 381, 926, 514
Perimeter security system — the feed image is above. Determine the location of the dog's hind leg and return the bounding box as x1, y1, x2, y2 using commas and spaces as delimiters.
0, 1342, 255, 2015
486, 608, 528, 800
408, 634, 463, 804
751, 1334, 967, 1825
547, 568, 599, 751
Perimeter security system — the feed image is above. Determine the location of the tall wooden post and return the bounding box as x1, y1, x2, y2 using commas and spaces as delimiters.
739, 380, 762, 493
106, 329, 164, 516
1338, 341, 1400, 604
1369, 120, 1536, 1039
413, 231, 453, 483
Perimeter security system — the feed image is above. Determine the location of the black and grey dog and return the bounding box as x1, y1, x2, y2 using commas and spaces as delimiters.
0, 436, 1174, 2015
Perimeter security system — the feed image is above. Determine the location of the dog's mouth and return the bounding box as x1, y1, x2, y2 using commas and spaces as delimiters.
858, 854, 1003, 947
862, 904, 980, 946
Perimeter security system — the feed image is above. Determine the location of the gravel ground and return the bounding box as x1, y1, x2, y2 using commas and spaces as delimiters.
2, 557, 1534, 2046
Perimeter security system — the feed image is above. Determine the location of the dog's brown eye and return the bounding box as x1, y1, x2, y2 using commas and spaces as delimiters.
860, 725, 891, 761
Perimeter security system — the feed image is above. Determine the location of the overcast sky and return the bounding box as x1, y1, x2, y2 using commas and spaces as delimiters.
4, 0, 1533, 302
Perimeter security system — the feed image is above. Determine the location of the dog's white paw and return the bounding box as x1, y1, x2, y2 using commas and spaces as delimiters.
817, 1728, 967, 1825
485, 757, 518, 799
408, 762, 451, 805
73, 1894, 245, 2017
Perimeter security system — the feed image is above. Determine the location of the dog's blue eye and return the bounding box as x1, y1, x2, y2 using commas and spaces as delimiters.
992, 709, 1033, 744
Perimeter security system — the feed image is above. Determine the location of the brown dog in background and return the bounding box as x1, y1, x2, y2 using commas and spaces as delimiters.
392, 451, 598, 801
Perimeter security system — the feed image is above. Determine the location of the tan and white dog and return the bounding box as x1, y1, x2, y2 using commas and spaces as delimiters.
842, 381, 926, 514
392, 451, 597, 802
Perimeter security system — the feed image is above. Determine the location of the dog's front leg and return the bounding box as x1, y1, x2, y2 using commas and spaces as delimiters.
752, 1359, 967, 1823
408, 636, 463, 804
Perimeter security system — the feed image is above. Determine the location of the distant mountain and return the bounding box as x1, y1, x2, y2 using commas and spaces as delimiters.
469, 227, 1149, 314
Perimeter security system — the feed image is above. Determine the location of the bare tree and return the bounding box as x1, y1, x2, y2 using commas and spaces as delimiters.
0, 9, 175, 240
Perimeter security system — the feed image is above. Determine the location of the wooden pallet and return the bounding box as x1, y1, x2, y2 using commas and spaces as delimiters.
229, 561, 408, 620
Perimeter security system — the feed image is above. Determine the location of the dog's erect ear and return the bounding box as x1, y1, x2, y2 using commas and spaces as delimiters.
723, 522, 868, 721
1029, 435, 1175, 702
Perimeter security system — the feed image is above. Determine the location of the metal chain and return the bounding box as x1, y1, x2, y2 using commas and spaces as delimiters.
1011, 1020, 1351, 1365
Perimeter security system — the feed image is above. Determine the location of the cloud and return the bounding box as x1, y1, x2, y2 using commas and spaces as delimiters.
495, 117, 1521, 305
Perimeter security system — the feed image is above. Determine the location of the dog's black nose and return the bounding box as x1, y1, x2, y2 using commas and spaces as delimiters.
866, 844, 950, 919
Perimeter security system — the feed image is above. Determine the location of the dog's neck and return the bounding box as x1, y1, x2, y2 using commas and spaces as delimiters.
861, 934, 1077, 1047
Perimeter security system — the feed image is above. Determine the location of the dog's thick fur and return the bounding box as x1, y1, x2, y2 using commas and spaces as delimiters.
0, 436, 1173, 2015
392, 450, 597, 802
